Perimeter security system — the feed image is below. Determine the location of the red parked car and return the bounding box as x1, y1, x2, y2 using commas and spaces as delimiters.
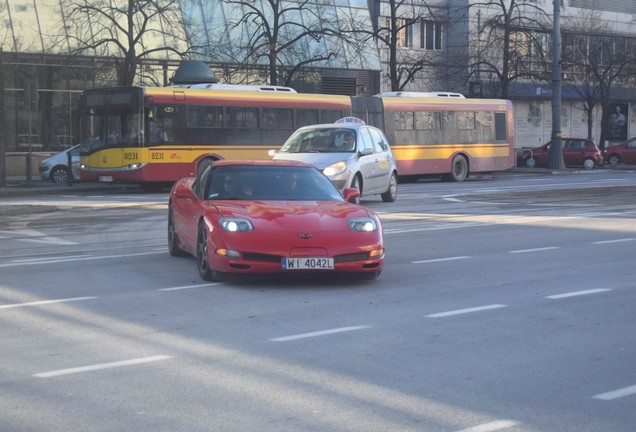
168, 159, 385, 281
603, 137, 636, 166
517, 138, 603, 170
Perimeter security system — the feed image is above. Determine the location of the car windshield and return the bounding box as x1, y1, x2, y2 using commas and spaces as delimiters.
205, 166, 344, 201
280, 128, 357, 153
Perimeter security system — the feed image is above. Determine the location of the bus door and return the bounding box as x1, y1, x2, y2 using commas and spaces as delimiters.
352, 97, 384, 130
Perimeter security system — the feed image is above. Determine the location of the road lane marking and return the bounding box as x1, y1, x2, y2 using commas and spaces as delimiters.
426, 304, 507, 318
11, 254, 91, 263
546, 288, 611, 299
455, 419, 520, 432
1, 251, 165, 268
33, 355, 173, 378
270, 325, 371, 342
159, 283, 222, 291
412, 256, 470, 264
592, 238, 635, 244
593, 384, 636, 400
0, 296, 98, 310
509, 246, 560, 254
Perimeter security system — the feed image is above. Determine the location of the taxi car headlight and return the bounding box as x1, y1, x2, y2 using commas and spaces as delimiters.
219, 217, 254, 232
323, 161, 347, 177
348, 218, 377, 232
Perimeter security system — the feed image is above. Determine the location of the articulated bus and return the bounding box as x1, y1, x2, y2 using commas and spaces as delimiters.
79, 85, 514, 190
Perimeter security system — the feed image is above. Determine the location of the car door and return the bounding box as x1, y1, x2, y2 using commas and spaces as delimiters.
357, 128, 381, 194
624, 139, 636, 164
366, 127, 393, 193
563, 139, 584, 166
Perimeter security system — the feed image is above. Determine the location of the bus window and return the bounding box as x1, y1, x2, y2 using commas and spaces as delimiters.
296, 109, 319, 128
494, 112, 507, 141
415, 111, 441, 130
227, 107, 258, 128
394, 111, 414, 130
261, 108, 293, 129
320, 110, 344, 124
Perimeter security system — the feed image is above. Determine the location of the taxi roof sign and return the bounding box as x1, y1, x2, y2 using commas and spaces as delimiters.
335, 117, 366, 125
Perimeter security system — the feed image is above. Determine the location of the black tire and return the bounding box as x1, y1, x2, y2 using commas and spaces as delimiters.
524, 157, 537, 168
381, 172, 398, 202
608, 154, 621, 167
196, 221, 217, 281
168, 206, 189, 257
582, 157, 596, 170
446, 155, 468, 182
50, 166, 69, 184
350, 175, 362, 204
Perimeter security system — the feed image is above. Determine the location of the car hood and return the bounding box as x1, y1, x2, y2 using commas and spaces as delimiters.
273, 153, 354, 170
204, 200, 371, 231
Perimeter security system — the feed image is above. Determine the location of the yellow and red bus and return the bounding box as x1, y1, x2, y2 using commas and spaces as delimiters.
79, 85, 514, 189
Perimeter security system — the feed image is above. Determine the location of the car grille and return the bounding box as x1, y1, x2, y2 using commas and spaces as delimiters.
334, 252, 370, 263
242, 251, 371, 263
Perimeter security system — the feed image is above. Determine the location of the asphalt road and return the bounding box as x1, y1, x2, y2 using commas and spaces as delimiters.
0, 171, 634, 431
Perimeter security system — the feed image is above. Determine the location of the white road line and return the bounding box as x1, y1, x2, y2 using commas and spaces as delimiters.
593, 384, 636, 400
509, 246, 560, 254
546, 288, 611, 299
412, 256, 470, 264
270, 325, 371, 342
1, 250, 165, 268
0, 296, 98, 310
158, 283, 222, 291
33, 355, 173, 378
455, 419, 520, 432
426, 304, 507, 318
11, 254, 91, 263
592, 238, 635, 244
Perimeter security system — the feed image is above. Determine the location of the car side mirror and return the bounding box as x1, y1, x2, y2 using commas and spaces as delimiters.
268, 149, 279, 157
343, 187, 360, 203
358, 148, 373, 156
173, 182, 195, 199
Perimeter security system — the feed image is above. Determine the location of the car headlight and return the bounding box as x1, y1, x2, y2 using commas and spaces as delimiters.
348, 218, 377, 232
219, 217, 254, 232
323, 161, 348, 177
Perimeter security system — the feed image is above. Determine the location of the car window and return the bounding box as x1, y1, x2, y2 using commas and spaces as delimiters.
628, 140, 636, 148
568, 140, 584, 149
359, 128, 375, 153
367, 127, 389, 152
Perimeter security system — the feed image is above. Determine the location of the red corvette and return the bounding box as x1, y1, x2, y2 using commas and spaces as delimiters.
168, 159, 385, 281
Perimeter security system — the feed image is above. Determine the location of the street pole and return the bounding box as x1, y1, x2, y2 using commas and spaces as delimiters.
548, 0, 565, 169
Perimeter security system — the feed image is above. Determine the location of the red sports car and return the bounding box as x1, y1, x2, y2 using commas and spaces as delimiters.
168, 159, 385, 281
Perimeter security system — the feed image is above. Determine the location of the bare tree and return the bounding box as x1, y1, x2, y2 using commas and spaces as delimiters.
562, 10, 636, 149
56, 0, 190, 86
215, 0, 343, 86
460, 0, 551, 98
347, 0, 444, 92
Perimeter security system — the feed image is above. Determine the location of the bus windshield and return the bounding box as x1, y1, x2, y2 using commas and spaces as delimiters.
80, 89, 144, 154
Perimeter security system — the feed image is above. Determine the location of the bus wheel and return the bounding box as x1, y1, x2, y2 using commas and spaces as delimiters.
445, 155, 468, 182
197, 158, 215, 177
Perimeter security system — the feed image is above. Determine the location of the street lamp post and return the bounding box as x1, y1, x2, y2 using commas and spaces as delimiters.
548, 0, 565, 169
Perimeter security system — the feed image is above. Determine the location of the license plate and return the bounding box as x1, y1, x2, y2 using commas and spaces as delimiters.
282, 257, 334, 270
98, 175, 113, 183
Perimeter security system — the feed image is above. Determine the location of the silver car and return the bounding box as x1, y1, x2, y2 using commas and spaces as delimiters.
271, 120, 398, 203
39, 145, 80, 183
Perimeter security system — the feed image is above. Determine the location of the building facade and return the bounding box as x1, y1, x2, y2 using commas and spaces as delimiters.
1, 0, 635, 178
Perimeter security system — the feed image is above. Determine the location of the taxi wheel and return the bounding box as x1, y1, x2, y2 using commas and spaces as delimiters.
381, 172, 398, 202
350, 175, 362, 204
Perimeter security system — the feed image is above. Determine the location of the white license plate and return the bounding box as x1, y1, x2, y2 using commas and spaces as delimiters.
98, 175, 113, 183
282, 257, 334, 270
